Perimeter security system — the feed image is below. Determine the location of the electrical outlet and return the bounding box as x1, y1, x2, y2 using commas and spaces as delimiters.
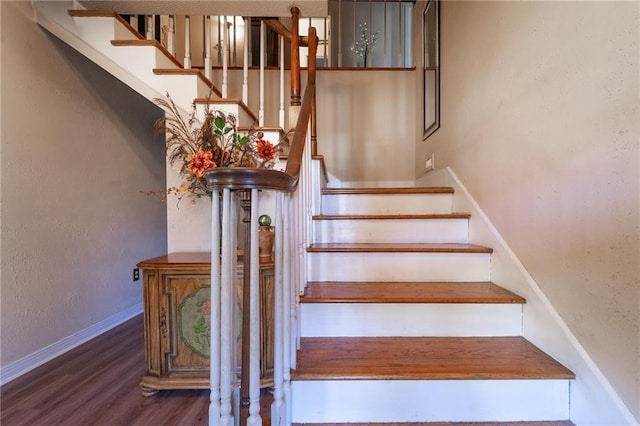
133, 268, 140, 281
425, 153, 435, 172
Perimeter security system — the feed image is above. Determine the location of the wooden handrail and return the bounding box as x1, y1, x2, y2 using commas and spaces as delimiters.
263, 19, 291, 41
308, 27, 318, 156
283, 84, 315, 179
286, 23, 318, 176
263, 18, 310, 47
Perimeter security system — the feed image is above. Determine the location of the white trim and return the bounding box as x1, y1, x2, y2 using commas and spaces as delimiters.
0, 304, 142, 386
445, 167, 638, 426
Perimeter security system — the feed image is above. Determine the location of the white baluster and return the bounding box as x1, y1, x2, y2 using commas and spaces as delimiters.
217, 16, 223, 65
284, 193, 293, 422
279, 35, 285, 129
184, 15, 192, 69
398, 0, 402, 67
204, 16, 212, 81
247, 188, 262, 425
383, 1, 388, 67
324, 18, 329, 66
147, 15, 155, 40
259, 21, 266, 126
230, 194, 240, 421
289, 191, 299, 367
209, 191, 222, 424
129, 15, 138, 33
220, 188, 234, 426
338, 0, 343, 67
232, 16, 238, 66
271, 193, 285, 425
222, 16, 229, 98
228, 192, 244, 422
242, 17, 249, 105
167, 15, 175, 56
352, 0, 357, 67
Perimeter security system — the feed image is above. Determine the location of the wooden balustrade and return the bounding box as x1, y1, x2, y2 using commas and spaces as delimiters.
113, 6, 321, 424
204, 5, 319, 423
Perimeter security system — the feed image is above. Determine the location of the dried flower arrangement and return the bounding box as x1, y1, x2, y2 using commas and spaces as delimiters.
152, 94, 279, 204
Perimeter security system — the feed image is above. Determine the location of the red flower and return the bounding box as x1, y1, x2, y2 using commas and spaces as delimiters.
256, 139, 276, 161
189, 150, 216, 177
201, 299, 211, 316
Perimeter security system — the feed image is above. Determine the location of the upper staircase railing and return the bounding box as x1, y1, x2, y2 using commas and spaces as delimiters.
120, 9, 321, 138
204, 8, 318, 425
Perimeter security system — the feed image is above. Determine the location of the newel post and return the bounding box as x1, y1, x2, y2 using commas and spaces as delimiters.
289, 7, 301, 130
308, 27, 318, 156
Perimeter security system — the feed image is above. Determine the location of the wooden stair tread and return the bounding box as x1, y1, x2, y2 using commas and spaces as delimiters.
293, 422, 574, 426
68, 9, 117, 18
293, 337, 575, 381
322, 187, 454, 195
307, 243, 493, 253
312, 213, 471, 220
301, 281, 525, 304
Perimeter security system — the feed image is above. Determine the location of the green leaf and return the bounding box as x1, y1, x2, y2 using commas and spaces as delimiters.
214, 116, 225, 130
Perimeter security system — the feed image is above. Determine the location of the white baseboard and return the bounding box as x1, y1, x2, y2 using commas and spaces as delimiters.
444, 167, 638, 426
0, 304, 142, 386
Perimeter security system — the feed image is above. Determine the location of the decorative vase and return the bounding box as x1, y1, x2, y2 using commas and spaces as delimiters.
258, 214, 274, 263
258, 226, 275, 263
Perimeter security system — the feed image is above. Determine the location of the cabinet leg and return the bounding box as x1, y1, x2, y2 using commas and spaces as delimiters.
141, 386, 160, 397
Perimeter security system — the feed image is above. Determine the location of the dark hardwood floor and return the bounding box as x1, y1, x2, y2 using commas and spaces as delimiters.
0, 315, 271, 426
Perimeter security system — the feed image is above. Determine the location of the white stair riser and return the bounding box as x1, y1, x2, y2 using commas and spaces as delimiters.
105, 46, 198, 103
195, 104, 256, 129
307, 252, 491, 282
291, 379, 570, 423
154, 74, 210, 104
322, 193, 453, 215
300, 303, 522, 337
313, 218, 469, 244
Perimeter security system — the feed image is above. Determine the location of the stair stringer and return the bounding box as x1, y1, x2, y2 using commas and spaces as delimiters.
431, 167, 638, 425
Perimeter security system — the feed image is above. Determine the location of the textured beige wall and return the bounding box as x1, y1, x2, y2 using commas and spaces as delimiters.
316, 69, 418, 185
415, 1, 640, 419
1, 2, 167, 367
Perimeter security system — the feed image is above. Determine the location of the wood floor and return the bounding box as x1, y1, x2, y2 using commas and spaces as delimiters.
0, 315, 270, 426
1, 316, 574, 426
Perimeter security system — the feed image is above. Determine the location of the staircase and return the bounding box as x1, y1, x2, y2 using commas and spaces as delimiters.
292, 186, 575, 424
31, 2, 577, 423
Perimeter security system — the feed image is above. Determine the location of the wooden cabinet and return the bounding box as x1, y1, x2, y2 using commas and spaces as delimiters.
137, 252, 274, 396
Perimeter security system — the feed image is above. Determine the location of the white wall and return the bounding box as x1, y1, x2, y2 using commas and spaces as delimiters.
1, 2, 167, 375
415, 1, 640, 421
